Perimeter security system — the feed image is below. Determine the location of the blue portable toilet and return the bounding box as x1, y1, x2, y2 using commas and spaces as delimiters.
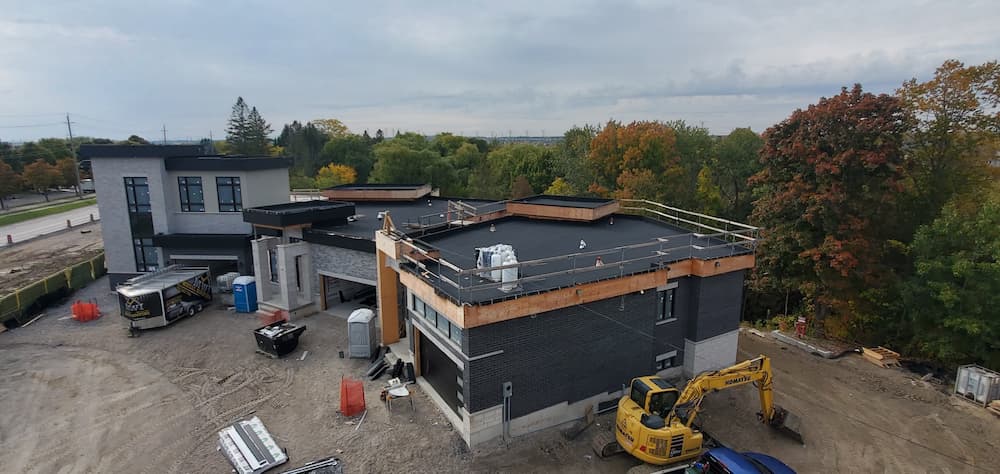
232, 276, 258, 313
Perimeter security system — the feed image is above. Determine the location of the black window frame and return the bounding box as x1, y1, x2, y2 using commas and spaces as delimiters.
133, 238, 159, 272
177, 176, 205, 212
657, 287, 676, 322
124, 177, 151, 213
216, 176, 243, 212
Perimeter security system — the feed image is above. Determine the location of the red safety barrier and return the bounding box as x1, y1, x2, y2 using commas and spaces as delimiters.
340, 376, 366, 416
71, 300, 102, 322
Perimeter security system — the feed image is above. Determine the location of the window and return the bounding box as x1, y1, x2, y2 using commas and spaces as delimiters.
124, 177, 150, 213
657, 288, 676, 322
124, 177, 155, 272
655, 351, 678, 371
216, 177, 242, 212
177, 177, 205, 212
133, 238, 159, 272
409, 293, 463, 347
268, 249, 279, 283
294, 255, 302, 290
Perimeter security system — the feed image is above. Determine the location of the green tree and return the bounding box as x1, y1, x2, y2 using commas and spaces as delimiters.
319, 135, 375, 182
21, 160, 60, 202
369, 142, 452, 188
56, 158, 78, 190
665, 120, 714, 208
289, 173, 316, 189
897, 60, 1000, 227
694, 166, 723, 215
449, 143, 483, 196
312, 118, 350, 138
124, 135, 150, 145
0, 161, 21, 209
510, 175, 534, 199
245, 106, 273, 155
903, 188, 1000, 368
226, 97, 271, 155
750, 85, 911, 337
226, 97, 250, 153
544, 177, 577, 196
17, 142, 55, 165
555, 125, 597, 195
432, 133, 467, 156
276, 121, 329, 174
711, 128, 764, 221
37, 138, 73, 161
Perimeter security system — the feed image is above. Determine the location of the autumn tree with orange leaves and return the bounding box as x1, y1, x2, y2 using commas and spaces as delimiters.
586, 120, 684, 202
750, 84, 912, 337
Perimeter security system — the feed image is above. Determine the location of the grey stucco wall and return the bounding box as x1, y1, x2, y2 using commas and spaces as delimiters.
465, 291, 678, 417
92, 157, 167, 276
685, 270, 745, 342
164, 168, 290, 234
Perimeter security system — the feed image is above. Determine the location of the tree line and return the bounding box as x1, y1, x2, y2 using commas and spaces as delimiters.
257, 60, 999, 370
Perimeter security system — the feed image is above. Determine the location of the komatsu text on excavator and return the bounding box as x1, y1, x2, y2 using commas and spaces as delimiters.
593, 355, 803, 466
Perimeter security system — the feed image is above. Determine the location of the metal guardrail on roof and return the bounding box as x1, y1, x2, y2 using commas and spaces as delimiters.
392, 199, 758, 305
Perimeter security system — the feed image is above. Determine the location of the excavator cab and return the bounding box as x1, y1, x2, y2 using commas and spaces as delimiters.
630, 376, 679, 420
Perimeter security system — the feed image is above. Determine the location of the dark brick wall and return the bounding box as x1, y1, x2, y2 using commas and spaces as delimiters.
685, 270, 744, 341
653, 276, 691, 361
466, 291, 689, 417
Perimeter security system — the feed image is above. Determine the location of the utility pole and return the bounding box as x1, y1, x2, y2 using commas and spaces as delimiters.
66, 113, 81, 198
162, 124, 167, 144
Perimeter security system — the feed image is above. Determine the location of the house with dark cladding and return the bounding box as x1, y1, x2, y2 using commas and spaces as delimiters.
242, 185, 757, 448
80, 144, 291, 287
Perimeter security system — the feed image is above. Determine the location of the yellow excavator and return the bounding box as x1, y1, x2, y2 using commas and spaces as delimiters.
593, 355, 803, 465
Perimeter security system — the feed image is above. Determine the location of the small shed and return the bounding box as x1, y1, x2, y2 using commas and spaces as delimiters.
233, 276, 258, 313
348, 308, 377, 359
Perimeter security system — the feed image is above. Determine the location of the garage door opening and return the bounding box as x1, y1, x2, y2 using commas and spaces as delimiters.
420, 333, 463, 416
320, 275, 376, 311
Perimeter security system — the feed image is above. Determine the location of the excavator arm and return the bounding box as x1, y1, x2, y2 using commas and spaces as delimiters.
670, 355, 803, 443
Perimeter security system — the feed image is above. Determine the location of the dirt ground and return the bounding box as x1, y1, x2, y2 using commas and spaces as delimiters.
0, 221, 103, 295
1, 277, 998, 473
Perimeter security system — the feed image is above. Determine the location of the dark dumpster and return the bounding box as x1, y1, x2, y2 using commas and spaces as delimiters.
254, 321, 306, 358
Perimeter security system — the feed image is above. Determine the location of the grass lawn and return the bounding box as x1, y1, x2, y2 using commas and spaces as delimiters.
0, 198, 97, 227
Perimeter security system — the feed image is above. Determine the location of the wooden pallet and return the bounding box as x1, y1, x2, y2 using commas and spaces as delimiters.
862, 346, 901, 368
989, 401, 1000, 418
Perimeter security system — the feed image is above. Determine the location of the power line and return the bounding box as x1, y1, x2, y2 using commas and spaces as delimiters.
0, 122, 66, 129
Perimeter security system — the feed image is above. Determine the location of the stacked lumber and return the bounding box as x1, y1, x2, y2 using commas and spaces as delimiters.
862, 346, 901, 368
988, 400, 1000, 417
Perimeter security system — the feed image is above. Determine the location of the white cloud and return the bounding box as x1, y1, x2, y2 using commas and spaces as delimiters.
0, 0, 998, 140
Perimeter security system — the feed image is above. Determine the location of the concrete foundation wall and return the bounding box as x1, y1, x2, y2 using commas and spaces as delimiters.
683, 329, 740, 377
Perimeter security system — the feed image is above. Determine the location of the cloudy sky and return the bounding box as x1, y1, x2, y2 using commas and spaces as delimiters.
1, 0, 998, 141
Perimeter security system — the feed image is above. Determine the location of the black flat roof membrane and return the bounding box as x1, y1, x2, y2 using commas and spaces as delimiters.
416, 215, 750, 304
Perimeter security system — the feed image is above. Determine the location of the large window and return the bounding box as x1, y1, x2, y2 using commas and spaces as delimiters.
177, 177, 205, 212
133, 238, 159, 272
124, 177, 157, 272
657, 288, 676, 322
124, 177, 150, 213
410, 293, 462, 345
216, 177, 242, 212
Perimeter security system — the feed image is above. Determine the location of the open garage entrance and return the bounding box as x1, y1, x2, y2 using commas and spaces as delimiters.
319, 273, 376, 311
419, 332, 463, 416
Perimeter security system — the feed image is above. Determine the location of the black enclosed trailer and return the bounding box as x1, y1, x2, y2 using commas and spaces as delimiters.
117, 266, 213, 330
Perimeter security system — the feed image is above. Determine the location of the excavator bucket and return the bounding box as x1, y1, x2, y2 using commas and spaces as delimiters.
769, 405, 804, 444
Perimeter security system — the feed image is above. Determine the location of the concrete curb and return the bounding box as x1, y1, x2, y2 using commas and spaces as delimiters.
770, 329, 835, 358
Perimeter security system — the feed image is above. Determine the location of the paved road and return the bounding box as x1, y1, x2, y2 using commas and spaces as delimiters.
0, 204, 100, 246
